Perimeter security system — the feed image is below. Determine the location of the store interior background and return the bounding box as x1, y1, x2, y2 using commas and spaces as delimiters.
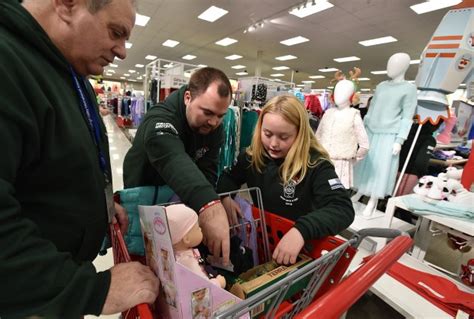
100, 0, 468, 94
88, 1, 472, 318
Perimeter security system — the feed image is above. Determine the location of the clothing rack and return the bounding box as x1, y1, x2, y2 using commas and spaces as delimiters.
143, 58, 199, 110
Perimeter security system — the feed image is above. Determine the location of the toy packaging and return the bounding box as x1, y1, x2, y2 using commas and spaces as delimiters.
229, 255, 312, 317
138, 205, 249, 319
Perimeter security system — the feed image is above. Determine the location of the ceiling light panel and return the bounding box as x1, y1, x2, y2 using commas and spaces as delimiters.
198, 6, 228, 22
226, 54, 242, 60
410, 0, 462, 14
198, 64, 208, 68
275, 55, 297, 61
302, 80, 315, 83
232, 65, 246, 69
109, 64, 118, 68
135, 13, 150, 27
371, 70, 388, 74
215, 37, 238, 46
359, 36, 397, 46
125, 42, 132, 49
270, 73, 284, 77
358, 77, 370, 81
318, 68, 339, 72
334, 56, 360, 63
182, 55, 196, 60
135, 64, 144, 68
273, 66, 290, 70
236, 72, 248, 76
309, 75, 325, 79
162, 39, 180, 47
145, 55, 157, 60
280, 36, 309, 46
410, 59, 420, 64
289, 1, 334, 18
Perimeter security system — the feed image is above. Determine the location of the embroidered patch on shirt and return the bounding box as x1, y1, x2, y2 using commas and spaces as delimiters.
155, 122, 178, 135
328, 178, 344, 190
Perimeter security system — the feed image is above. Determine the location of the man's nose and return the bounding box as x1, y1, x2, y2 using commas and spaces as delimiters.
208, 116, 219, 127
113, 42, 127, 60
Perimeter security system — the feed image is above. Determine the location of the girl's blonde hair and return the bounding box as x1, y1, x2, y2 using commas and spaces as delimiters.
247, 95, 330, 185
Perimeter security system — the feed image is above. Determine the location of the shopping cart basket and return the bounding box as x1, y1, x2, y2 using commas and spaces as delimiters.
110, 187, 413, 318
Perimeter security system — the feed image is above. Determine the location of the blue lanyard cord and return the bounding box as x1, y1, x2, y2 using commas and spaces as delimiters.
69, 66, 109, 179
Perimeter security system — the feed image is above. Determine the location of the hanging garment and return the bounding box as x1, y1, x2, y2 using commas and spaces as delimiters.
304, 94, 323, 118
240, 110, 259, 151
218, 107, 238, 175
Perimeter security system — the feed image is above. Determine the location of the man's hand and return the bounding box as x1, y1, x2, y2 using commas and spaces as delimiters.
113, 203, 129, 235
221, 196, 242, 226
102, 262, 159, 314
199, 202, 230, 265
272, 228, 305, 265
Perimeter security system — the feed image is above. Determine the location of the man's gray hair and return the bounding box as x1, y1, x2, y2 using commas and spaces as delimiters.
87, 0, 137, 13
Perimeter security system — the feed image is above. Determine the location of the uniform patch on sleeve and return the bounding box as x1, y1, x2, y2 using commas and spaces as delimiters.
154, 122, 178, 135
328, 178, 344, 190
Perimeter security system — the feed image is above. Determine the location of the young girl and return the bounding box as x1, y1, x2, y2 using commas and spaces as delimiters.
217, 95, 354, 265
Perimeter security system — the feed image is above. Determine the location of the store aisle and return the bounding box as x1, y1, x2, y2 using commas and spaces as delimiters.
103, 114, 132, 192
86, 115, 131, 319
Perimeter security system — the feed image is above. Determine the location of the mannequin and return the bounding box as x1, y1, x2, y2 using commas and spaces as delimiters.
166, 204, 226, 288
316, 79, 369, 188
352, 53, 417, 216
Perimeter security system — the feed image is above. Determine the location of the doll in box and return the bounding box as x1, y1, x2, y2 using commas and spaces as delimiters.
166, 204, 226, 288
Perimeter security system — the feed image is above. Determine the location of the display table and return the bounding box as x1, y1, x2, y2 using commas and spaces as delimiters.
349, 202, 415, 252
384, 194, 474, 260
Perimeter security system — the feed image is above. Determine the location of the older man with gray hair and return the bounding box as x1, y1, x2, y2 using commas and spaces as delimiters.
0, 0, 159, 317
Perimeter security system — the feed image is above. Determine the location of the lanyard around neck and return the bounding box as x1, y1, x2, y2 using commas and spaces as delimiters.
69, 66, 109, 179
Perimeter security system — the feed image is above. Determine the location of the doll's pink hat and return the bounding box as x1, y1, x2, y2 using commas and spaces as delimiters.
166, 204, 198, 244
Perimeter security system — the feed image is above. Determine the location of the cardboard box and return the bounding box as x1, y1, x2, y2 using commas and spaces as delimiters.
229, 254, 312, 317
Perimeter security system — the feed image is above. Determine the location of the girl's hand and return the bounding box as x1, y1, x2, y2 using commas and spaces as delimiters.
272, 228, 305, 265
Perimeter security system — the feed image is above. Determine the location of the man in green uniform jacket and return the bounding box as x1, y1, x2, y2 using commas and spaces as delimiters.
0, 0, 158, 318
123, 67, 233, 264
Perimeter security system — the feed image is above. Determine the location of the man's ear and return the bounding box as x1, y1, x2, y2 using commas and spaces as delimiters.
184, 90, 191, 107
52, 0, 78, 24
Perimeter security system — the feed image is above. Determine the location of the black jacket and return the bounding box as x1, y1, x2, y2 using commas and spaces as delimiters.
217, 152, 355, 240
0, 0, 111, 317
123, 85, 224, 212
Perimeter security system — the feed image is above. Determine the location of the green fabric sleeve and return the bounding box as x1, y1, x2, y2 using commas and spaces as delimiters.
293, 161, 355, 240
0, 106, 110, 318
144, 121, 219, 212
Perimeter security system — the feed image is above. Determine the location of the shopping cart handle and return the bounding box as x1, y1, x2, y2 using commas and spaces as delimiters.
294, 235, 413, 319
352, 228, 408, 248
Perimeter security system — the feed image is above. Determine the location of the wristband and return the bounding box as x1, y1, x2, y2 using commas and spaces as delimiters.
199, 199, 221, 214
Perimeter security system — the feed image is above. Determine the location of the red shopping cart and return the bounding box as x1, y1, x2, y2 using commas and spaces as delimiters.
110, 187, 413, 319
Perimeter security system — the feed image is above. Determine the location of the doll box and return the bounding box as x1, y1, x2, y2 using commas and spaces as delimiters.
229, 254, 312, 317
138, 204, 249, 319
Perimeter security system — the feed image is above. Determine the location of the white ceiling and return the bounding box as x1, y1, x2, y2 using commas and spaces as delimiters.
104, 0, 456, 90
